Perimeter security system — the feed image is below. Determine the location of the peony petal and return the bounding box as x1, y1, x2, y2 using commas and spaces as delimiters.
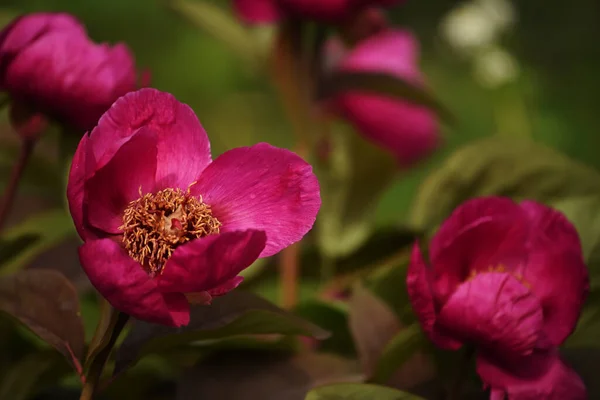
333, 29, 439, 166
79, 239, 190, 327
429, 197, 529, 304
519, 201, 589, 346
190, 143, 320, 258
337, 95, 440, 166
477, 349, 587, 400
406, 243, 462, 350
85, 127, 158, 235
158, 230, 266, 293
89, 88, 212, 188
437, 272, 544, 357
233, 0, 281, 24
67, 133, 89, 241
208, 276, 245, 297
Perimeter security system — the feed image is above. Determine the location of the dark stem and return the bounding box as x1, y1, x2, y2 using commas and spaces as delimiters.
448, 346, 475, 400
79, 312, 129, 400
0, 139, 34, 232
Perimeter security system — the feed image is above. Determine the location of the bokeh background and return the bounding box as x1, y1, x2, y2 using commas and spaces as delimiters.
0, 0, 599, 397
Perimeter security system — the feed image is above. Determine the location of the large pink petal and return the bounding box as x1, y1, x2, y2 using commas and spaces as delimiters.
157, 230, 266, 293
79, 239, 190, 327
406, 243, 462, 350
190, 143, 320, 258
333, 29, 439, 165
518, 201, 589, 346
430, 197, 529, 304
437, 272, 543, 357
0, 13, 84, 68
477, 349, 587, 400
337, 95, 439, 166
89, 88, 212, 188
85, 127, 158, 235
67, 133, 89, 241
233, 0, 281, 24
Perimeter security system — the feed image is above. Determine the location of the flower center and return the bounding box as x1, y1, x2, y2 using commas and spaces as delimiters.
466, 264, 531, 289
119, 186, 221, 276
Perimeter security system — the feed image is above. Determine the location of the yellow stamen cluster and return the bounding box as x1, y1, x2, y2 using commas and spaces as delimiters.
465, 264, 531, 289
119, 185, 221, 276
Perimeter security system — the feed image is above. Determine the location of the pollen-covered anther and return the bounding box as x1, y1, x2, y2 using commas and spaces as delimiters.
119, 186, 221, 276
465, 264, 532, 289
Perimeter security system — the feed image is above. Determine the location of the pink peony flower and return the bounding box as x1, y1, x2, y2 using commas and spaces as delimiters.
0, 12, 140, 131
67, 88, 321, 326
407, 197, 589, 399
233, 0, 403, 24
327, 29, 440, 167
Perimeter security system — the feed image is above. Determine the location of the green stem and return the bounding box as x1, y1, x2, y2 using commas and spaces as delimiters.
0, 139, 34, 232
79, 312, 129, 400
448, 346, 474, 400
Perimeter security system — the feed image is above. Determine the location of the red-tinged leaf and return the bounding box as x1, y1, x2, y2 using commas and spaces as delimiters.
114, 290, 330, 375
177, 350, 363, 400
348, 284, 434, 389
0, 270, 85, 373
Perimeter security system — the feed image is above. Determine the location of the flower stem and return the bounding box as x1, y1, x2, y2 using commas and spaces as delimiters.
0, 139, 34, 232
79, 311, 129, 400
448, 346, 475, 400
280, 243, 300, 309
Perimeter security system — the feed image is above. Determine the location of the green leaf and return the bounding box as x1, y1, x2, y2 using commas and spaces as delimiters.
166, 0, 266, 69
177, 350, 363, 400
410, 137, 600, 230
371, 324, 430, 385
295, 300, 356, 356
0, 209, 76, 275
565, 290, 600, 349
0, 270, 85, 373
317, 71, 455, 124
316, 124, 398, 259
551, 195, 600, 289
114, 290, 330, 374
367, 259, 414, 324
305, 383, 425, 400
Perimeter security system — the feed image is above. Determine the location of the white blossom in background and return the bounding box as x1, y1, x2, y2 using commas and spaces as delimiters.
473, 46, 519, 88
440, 0, 519, 87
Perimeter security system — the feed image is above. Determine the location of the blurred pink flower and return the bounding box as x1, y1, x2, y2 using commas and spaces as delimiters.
67, 88, 321, 326
233, 0, 403, 24
407, 197, 588, 399
327, 29, 440, 166
0, 12, 140, 131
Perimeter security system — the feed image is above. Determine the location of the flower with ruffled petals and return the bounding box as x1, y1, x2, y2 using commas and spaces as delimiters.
326, 29, 440, 166
233, 0, 403, 24
67, 88, 321, 326
406, 196, 588, 399
0, 12, 140, 131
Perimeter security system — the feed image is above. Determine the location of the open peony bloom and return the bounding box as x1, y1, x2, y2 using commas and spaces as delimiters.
0, 12, 139, 131
326, 29, 440, 167
67, 88, 321, 326
407, 197, 588, 399
233, 0, 403, 24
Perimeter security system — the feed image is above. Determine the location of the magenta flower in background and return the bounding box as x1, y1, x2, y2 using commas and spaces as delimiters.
233, 0, 403, 24
67, 88, 321, 326
0, 12, 140, 132
407, 197, 588, 399
326, 29, 440, 167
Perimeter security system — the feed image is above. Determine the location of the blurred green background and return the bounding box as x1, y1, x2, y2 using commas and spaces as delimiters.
4, 0, 599, 226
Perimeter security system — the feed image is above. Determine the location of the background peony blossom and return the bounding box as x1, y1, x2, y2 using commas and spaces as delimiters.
0, 12, 140, 132
67, 88, 321, 327
407, 196, 589, 399
326, 29, 441, 167
233, 0, 404, 24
